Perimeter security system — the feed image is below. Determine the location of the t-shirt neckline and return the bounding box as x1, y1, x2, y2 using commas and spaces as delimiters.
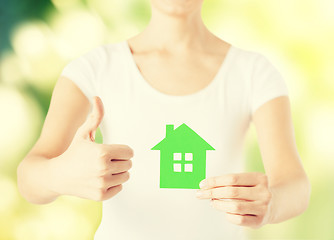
122, 39, 236, 103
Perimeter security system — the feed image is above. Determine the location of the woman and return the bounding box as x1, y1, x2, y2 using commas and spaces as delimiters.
17, 0, 311, 239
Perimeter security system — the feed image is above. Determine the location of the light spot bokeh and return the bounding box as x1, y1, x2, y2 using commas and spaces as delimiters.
1, 0, 333, 239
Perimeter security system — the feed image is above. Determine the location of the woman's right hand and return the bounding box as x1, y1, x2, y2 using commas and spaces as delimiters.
49, 96, 134, 201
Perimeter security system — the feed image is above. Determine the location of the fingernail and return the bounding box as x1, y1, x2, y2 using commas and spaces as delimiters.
199, 180, 206, 188
196, 190, 203, 197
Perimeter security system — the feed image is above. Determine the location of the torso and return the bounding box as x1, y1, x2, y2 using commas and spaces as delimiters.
60, 38, 287, 240
70, 40, 266, 240
94, 39, 248, 240
126, 37, 232, 96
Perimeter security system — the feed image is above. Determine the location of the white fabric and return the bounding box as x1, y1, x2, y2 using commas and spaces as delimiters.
61, 40, 289, 240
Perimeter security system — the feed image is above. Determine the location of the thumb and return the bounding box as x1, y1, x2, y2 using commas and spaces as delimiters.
76, 96, 104, 142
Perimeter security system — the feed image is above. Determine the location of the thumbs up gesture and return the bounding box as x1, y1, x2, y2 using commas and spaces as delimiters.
50, 96, 134, 201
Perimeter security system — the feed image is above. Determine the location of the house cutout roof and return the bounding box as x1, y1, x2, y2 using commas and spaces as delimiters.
151, 123, 215, 151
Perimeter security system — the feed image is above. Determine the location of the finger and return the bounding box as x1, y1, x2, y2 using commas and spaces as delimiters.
199, 172, 265, 189
210, 199, 264, 215
108, 171, 130, 187
99, 184, 123, 201
76, 96, 104, 141
225, 212, 261, 228
107, 159, 132, 174
101, 144, 134, 160
94, 171, 130, 190
196, 186, 258, 201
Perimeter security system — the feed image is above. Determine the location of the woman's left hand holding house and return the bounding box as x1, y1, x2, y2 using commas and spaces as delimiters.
196, 172, 273, 229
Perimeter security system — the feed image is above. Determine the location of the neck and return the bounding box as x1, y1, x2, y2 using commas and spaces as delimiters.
137, 4, 214, 52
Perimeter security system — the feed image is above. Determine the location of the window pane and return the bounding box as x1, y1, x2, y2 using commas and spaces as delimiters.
184, 164, 193, 172
173, 163, 181, 172
173, 153, 182, 160
185, 153, 193, 161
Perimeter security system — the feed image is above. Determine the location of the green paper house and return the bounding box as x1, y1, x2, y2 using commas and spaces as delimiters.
151, 123, 215, 189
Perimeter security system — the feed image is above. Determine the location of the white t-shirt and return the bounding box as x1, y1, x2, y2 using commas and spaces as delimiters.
61, 40, 289, 240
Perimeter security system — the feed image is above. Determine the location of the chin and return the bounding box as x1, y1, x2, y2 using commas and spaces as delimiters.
151, 0, 203, 16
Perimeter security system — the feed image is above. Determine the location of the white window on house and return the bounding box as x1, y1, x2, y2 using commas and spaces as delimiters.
184, 164, 193, 172
185, 153, 193, 161
173, 153, 182, 160
173, 163, 181, 172
172, 152, 194, 172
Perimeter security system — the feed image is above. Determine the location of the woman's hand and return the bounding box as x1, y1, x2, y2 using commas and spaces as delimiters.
49, 96, 134, 201
196, 172, 273, 229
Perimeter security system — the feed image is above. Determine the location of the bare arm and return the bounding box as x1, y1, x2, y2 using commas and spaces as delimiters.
196, 96, 311, 228
252, 95, 311, 223
17, 76, 134, 205
17, 76, 91, 204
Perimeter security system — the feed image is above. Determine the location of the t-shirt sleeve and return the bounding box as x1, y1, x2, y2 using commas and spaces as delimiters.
250, 53, 289, 115
60, 46, 104, 104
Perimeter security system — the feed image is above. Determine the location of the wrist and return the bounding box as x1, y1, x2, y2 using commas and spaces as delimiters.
35, 156, 62, 203
266, 186, 277, 224
46, 155, 67, 199
17, 156, 60, 204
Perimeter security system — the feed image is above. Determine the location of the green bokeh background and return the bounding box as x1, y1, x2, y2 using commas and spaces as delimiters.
1, 0, 333, 239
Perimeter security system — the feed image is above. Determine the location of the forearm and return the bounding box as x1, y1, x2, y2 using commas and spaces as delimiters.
17, 155, 61, 205
268, 173, 311, 224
